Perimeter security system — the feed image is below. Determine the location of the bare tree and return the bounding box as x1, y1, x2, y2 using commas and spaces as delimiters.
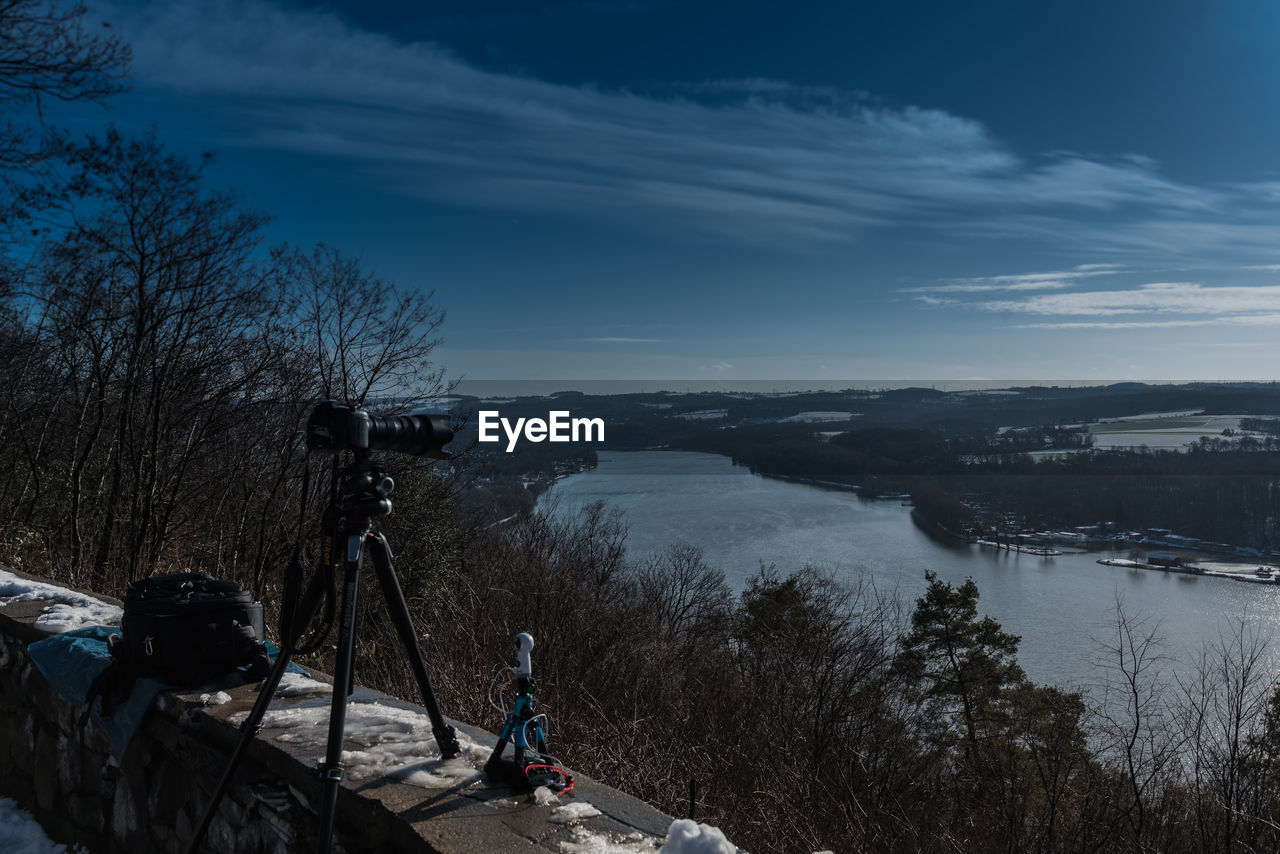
288, 243, 448, 409
1177, 615, 1274, 852
0, 0, 127, 105
0, 0, 130, 238
1092, 599, 1183, 851
5, 130, 283, 585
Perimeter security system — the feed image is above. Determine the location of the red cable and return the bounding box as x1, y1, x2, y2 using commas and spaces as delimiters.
524, 763, 575, 795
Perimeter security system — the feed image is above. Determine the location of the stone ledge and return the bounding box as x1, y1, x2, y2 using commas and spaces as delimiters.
0, 568, 673, 853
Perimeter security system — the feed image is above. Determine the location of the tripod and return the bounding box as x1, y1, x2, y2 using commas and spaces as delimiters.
484, 633, 573, 793
187, 451, 460, 854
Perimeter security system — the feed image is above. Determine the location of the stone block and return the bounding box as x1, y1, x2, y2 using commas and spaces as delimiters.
15, 714, 35, 769
207, 813, 239, 853
66, 791, 102, 835
55, 729, 83, 794
148, 764, 187, 831
0, 707, 16, 767
111, 781, 138, 842
33, 725, 58, 812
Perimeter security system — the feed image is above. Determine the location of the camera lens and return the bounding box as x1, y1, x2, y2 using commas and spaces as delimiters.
366, 413, 454, 458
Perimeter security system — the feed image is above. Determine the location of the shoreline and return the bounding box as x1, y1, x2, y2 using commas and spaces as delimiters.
589, 450, 1280, 582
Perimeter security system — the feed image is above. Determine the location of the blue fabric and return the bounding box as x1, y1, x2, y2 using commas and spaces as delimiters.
28, 626, 308, 758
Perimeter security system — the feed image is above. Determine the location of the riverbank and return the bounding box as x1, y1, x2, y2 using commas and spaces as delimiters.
976, 540, 1064, 556
1098, 557, 1280, 585
749, 456, 1280, 593
748, 463, 1277, 567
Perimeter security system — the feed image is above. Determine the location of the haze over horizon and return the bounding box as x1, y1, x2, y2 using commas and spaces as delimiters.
61, 0, 1280, 383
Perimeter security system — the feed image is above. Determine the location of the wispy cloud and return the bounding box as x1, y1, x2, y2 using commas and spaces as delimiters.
1018, 314, 1280, 330
980, 282, 1280, 317
97, 0, 1280, 257
905, 264, 1124, 294
918, 270, 1280, 330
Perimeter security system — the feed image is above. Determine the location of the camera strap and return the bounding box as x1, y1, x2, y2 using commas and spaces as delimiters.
281, 453, 336, 656
279, 455, 310, 647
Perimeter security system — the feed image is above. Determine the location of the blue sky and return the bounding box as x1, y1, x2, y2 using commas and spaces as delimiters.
62, 0, 1280, 383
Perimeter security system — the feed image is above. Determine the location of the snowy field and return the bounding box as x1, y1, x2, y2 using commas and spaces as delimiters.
780, 411, 859, 423
1089, 413, 1249, 450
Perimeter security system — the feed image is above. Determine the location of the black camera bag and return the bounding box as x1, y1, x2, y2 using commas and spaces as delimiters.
119, 571, 268, 685
85, 572, 269, 719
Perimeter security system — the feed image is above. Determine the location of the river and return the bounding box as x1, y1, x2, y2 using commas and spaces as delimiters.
537, 450, 1280, 691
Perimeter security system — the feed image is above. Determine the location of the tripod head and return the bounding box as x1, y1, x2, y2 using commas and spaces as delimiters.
336, 453, 395, 525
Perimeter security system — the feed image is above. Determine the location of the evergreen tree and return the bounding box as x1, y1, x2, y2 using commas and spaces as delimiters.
894, 571, 1024, 767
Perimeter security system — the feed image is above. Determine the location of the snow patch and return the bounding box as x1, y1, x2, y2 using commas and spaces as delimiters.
549, 801, 602, 824
481, 797, 518, 809
558, 820, 743, 854
0, 570, 122, 633
229, 699, 488, 789
0, 796, 77, 853
199, 691, 232, 706
560, 826, 662, 853
274, 672, 333, 697
660, 819, 738, 854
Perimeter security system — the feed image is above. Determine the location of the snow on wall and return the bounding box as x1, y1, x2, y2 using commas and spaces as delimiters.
0, 796, 77, 854
0, 571, 122, 633
231, 695, 490, 789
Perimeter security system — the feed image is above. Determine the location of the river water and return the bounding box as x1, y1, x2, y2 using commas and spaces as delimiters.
537, 450, 1280, 691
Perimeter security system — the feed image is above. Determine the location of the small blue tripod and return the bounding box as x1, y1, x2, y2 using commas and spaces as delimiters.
485, 633, 573, 792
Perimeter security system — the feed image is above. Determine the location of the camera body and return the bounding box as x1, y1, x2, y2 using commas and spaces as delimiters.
306, 400, 454, 459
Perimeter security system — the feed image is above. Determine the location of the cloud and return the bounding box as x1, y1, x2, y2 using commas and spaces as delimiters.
919, 271, 1280, 331
979, 282, 1280, 317
905, 264, 1124, 294
95, 0, 1280, 256
1017, 314, 1280, 329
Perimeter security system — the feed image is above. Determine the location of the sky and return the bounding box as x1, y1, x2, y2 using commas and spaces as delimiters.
56, 0, 1280, 384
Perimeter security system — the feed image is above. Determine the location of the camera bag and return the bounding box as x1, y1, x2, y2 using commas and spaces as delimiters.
118, 571, 268, 685
85, 572, 269, 718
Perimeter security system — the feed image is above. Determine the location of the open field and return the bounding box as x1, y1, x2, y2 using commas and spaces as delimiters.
1089, 413, 1246, 449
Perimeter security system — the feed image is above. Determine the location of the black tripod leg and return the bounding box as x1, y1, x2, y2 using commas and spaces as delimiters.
365, 532, 461, 759
186, 645, 296, 853
316, 539, 363, 854
185, 568, 330, 854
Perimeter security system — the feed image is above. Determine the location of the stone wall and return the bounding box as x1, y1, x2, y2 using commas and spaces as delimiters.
0, 567, 673, 853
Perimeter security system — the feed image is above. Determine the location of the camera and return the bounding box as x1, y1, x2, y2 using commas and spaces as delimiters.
306, 400, 454, 458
